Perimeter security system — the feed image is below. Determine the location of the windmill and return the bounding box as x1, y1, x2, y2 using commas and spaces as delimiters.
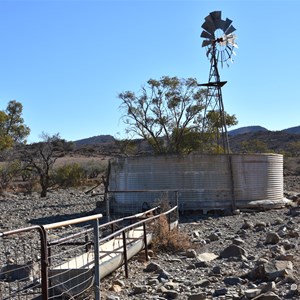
200, 11, 238, 153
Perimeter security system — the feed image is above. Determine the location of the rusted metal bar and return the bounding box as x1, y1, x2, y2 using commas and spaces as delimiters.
39, 226, 49, 300
142, 223, 149, 261
47, 207, 160, 250
85, 233, 92, 252
0, 225, 41, 237
99, 206, 178, 244
122, 231, 129, 278
93, 218, 101, 300
48, 228, 93, 246
43, 214, 103, 230
0, 204, 178, 300
0, 225, 49, 300
47, 241, 52, 266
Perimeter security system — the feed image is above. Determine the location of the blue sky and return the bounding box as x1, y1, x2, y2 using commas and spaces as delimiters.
0, 0, 299, 143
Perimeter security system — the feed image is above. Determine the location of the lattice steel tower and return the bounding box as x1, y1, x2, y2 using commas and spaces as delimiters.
200, 11, 238, 153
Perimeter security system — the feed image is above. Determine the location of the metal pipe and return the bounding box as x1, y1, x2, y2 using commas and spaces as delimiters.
43, 214, 103, 230
0, 225, 49, 300
122, 231, 129, 278
93, 218, 101, 300
142, 223, 149, 262
39, 226, 49, 300
99, 206, 177, 244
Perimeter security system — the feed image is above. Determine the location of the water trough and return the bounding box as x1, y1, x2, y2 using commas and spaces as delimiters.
47, 206, 178, 298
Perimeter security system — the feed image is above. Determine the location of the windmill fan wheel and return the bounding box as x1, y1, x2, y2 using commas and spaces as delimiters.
201, 11, 238, 66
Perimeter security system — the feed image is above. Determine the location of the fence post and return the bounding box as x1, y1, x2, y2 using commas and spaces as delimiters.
176, 191, 179, 226
122, 231, 129, 278
39, 226, 49, 300
105, 192, 110, 222
142, 222, 149, 261
93, 217, 101, 300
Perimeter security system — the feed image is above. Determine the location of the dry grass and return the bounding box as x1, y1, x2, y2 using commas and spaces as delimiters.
151, 214, 191, 253
54, 154, 110, 168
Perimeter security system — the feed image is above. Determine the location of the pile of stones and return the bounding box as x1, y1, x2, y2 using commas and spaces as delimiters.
101, 205, 300, 300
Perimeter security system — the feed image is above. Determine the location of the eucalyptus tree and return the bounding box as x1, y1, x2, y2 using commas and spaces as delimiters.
119, 76, 237, 154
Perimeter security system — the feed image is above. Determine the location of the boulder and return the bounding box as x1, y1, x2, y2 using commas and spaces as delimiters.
219, 244, 247, 259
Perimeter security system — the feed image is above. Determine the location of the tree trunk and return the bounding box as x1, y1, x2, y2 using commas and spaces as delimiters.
40, 175, 48, 198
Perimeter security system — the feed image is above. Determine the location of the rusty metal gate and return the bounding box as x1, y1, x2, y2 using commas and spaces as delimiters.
0, 205, 178, 299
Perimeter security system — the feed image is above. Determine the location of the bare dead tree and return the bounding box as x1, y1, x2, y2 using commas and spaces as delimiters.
20, 133, 62, 197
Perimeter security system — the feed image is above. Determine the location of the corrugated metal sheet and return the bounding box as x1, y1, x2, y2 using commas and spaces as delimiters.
108, 154, 284, 214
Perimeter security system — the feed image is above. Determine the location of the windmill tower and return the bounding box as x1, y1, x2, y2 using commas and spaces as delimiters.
200, 11, 238, 153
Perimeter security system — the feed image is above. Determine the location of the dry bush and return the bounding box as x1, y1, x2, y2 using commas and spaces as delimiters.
150, 194, 191, 253
151, 214, 191, 253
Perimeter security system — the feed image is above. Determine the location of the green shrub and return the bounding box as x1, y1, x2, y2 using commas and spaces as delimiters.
80, 160, 107, 179
53, 163, 85, 188
0, 160, 22, 191
20, 168, 39, 194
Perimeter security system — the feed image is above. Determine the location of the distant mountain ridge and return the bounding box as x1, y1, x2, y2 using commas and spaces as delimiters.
228, 126, 268, 136
73, 125, 300, 146
282, 125, 300, 134
229, 125, 300, 135
74, 135, 115, 147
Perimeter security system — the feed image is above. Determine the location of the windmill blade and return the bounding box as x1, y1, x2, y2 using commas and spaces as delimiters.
225, 46, 233, 60
226, 34, 237, 46
220, 50, 224, 67
202, 40, 214, 47
201, 21, 215, 35
205, 14, 214, 24
222, 18, 233, 32
201, 30, 214, 39
210, 11, 221, 21
208, 11, 223, 29
214, 19, 224, 29
226, 44, 233, 53
225, 25, 236, 35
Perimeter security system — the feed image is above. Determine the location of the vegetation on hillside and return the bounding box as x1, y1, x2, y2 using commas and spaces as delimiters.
1, 95, 300, 196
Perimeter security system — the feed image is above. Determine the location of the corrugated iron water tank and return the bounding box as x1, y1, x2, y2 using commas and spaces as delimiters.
108, 154, 284, 214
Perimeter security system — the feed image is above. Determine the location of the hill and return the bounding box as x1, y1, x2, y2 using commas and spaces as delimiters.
228, 125, 268, 136
282, 125, 300, 134
74, 135, 115, 147
72, 126, 300, 156
229, 130, 300, 153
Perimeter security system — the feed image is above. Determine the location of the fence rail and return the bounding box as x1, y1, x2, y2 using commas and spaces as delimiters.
0, 204, 178, 299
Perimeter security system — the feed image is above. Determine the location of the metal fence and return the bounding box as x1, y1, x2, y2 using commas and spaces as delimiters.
0, 225, 45, 299
0, 205, 178, 299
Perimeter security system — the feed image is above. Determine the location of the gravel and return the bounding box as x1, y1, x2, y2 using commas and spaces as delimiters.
0, 188, 101, 231
0, 176, 299, 299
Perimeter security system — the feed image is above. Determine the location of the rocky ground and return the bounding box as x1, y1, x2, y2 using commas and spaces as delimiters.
0, 176, 300, 300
